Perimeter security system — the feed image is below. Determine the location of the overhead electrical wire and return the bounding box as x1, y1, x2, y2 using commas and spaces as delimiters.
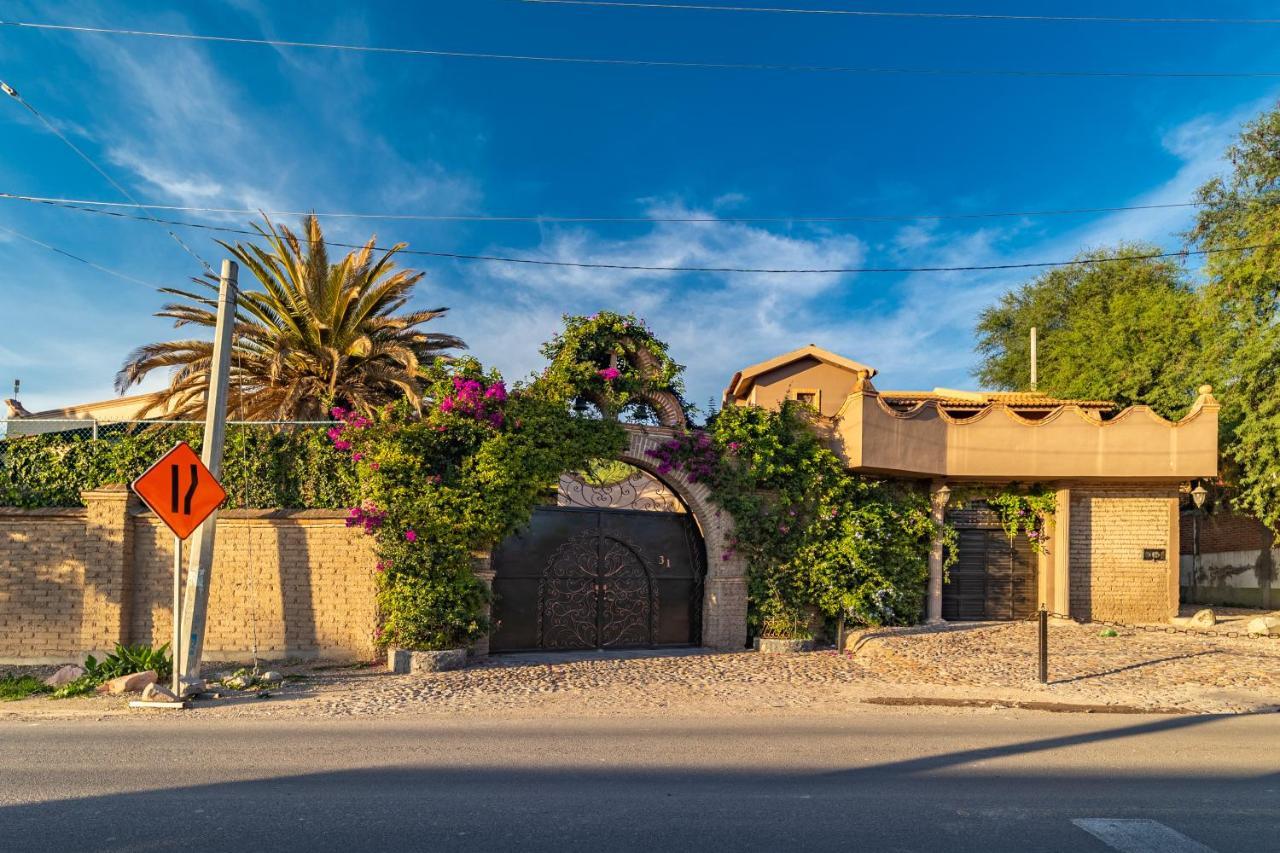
0, 79, 215, 275
518, 1, 1280, 26
0, 222, 160, 290
0, 191, 1205, 224
5, 193, 1263, 276
0, 20, 1276, 79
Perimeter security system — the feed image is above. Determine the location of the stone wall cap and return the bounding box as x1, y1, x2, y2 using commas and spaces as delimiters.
130, 506, 350, 520
0, 505, 87, 518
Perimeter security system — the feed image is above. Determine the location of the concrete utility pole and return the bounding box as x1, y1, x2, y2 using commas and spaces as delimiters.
1030, 326, 1038, 391
177, 260, 237, 690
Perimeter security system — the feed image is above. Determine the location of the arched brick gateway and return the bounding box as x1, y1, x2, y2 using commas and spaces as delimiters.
475, 423, 747, 654
616, 424, 747, 651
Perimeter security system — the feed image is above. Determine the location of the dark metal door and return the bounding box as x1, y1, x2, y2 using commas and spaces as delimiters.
943, 507, 1038, 621
490, 506, 704, 652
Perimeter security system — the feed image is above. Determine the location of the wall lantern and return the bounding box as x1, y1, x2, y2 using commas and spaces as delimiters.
1190, 482, 1209, 510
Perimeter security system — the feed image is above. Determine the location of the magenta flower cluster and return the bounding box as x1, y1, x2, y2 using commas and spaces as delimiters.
327, 406, 371, 458
438, 377, 507, 427
597, 366, 620, 381
645, 430, 718, 483
345, 501, 386, 535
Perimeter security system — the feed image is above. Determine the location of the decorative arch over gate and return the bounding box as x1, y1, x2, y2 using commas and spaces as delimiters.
617, 424, 747, 650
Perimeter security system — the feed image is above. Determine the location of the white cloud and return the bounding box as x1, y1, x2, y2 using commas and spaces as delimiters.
445, 98, 1270, 406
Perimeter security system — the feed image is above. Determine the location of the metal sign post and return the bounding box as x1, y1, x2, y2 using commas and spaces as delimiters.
130, 440, 227, 700
172, 536, 181, 695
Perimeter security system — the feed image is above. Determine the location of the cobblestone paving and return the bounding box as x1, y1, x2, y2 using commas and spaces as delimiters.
4, 614, 1278, 722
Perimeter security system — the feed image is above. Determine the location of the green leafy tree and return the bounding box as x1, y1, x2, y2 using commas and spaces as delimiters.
1189, 104, 1280, 530
974, 246, 1207, 419
116, 215, 464, 420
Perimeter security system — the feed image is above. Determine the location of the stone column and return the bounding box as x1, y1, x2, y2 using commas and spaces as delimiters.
926, 482, 950, 623
1052, 487, 1072, 617
80, 486, 136, 653
471, 549, 495, 658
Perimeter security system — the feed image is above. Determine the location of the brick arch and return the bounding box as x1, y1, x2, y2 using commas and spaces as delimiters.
619, 425, 747, 650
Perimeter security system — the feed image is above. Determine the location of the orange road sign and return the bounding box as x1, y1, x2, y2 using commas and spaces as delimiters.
131, 442, 227, 540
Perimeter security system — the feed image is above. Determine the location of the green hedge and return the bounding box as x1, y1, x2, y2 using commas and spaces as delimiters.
0, 424, 358, 509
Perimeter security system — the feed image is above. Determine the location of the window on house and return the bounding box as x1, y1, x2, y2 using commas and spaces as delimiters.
792, 390, 820, 410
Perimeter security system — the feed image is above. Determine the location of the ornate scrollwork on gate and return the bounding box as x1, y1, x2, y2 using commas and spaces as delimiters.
536, 529, 656, 649
558, 465, 686, 513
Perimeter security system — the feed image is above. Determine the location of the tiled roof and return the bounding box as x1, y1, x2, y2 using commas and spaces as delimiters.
879, 389, 1115, 410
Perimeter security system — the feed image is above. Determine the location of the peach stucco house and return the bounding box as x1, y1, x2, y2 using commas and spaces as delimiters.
724, 345, 1219, 625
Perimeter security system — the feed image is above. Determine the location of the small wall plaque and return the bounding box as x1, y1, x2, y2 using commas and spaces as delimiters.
1143, 548, 1166, 561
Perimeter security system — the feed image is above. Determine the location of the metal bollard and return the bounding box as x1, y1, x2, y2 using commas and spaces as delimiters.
1037, 605, 1049, 684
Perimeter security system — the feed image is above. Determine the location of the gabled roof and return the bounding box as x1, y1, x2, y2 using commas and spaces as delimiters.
725, 344, 877, 400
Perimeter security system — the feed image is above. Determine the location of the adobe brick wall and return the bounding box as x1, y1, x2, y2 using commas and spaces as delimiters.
0, 507, 88, 661
1069, 485, 1179, 623
130, 510, 377, 660
0, 491, 377, 664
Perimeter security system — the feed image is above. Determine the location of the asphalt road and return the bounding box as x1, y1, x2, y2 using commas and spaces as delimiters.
0, 707, 1276, 852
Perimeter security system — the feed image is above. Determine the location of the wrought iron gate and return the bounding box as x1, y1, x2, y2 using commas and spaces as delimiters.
490, 506, 704, 652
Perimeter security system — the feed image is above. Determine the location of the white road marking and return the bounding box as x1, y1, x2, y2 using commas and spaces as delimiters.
1072, 818, 1217, 853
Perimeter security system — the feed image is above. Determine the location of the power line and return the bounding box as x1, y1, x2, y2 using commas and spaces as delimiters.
1, 20, 1277, 79
6, 193, 1266, 275
0, 221, 159, 290
0, 79, 215, 275
0, 191, 1206, 224
519, 1, 1280, 26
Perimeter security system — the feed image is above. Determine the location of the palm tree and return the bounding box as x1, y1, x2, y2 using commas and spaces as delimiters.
116, 215, 464, 420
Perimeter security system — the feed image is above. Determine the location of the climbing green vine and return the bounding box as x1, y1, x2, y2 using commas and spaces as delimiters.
978, 485, 1057, 553
649, 401, 939, 632
332, 356, 627, 651
539, 311, 691, 423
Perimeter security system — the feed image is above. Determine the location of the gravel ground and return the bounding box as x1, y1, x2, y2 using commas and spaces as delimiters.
4, 609, 1278, 722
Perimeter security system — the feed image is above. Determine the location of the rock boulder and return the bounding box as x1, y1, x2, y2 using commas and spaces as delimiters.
98, 670, 158, 695
43, 665, 85, 687
1246, 616, 1280, 636
1189, 609, 1217, 628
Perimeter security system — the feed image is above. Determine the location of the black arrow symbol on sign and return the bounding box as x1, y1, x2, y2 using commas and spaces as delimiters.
170, 463, 200, 515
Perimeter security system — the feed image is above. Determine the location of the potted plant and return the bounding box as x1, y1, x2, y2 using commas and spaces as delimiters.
381, 573, 486, 674
754, 612, 815, 654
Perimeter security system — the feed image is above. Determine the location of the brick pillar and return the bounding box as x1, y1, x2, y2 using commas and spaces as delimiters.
471, 549, 495, 658
702, 572, 748, 649
80, 486, 136, 653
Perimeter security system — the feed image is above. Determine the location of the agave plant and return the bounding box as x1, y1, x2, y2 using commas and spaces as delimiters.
117, 215, 465, 420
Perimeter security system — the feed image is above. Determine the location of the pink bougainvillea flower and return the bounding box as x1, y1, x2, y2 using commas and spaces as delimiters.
404, 529, 417, 542
351, 452, 364, 462
597, 367, 620, 381
330, 406, 347, 419
333, 439, 351, 451
439, 397, 455, 413
370, 462, 380, 471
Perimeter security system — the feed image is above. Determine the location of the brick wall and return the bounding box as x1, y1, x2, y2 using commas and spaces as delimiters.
0, 492, 377, 664
1179, 511, 1275, 555
0, 508, 88, 661
1069, 485, 1179, 623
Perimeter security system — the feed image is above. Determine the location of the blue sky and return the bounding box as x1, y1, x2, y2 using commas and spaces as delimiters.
1, 0, 1278, 415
